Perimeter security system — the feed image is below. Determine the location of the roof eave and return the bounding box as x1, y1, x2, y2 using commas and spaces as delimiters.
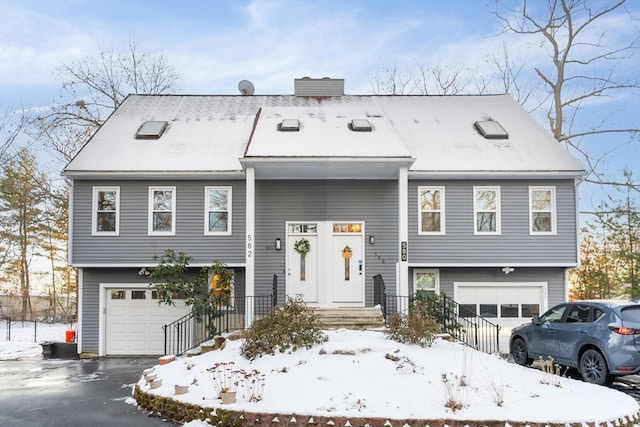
408, 170, 587, 180
240, 156, 416, 179
61, 170, 246, 180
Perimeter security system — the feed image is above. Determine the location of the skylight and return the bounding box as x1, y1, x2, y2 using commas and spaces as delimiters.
136, 121, 168, 139
474, 120, 508, 139
278, 119, 300, 132
350, 119, 372, 132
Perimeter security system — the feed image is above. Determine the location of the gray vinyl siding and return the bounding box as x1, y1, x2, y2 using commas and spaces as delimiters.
71, 180, 246, 265
79, 267, 246, 354
408, 180, 578, 265
408, 267, 566, 308
79, 268, 151, 354
254, 180, 399, 306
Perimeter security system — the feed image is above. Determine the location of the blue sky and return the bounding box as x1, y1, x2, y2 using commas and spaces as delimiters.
1, 0, 638, 220
1, 0, 503, 100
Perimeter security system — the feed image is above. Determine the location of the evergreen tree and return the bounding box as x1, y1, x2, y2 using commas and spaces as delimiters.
0, 149, 47, 320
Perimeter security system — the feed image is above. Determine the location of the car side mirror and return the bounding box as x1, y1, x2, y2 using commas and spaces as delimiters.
532, 316, 541, 325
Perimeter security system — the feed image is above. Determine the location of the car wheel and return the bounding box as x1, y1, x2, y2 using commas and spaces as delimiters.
579, 349, 611, 385
511, 337, 531, 366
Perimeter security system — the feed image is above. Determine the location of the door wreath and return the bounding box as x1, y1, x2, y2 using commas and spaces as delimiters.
294, 238, 311, 281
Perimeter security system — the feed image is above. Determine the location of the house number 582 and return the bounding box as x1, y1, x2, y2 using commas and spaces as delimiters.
247, 234, 253, 258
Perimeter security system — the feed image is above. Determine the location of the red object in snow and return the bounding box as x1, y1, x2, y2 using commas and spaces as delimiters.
159, 355, 175, 365
65, 330, 76, 343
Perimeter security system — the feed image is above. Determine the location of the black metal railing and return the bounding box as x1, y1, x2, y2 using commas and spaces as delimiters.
163, 294, 275, 356
373, 274, 501, 354
163, 275, 278, 356
3, 316, 10, 341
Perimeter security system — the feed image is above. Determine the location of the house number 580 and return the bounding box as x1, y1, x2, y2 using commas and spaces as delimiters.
247, 234, 253, 258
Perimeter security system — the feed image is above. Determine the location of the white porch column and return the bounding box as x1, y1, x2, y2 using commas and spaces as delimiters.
245, 167, 256, 327
398, 167, 409, 298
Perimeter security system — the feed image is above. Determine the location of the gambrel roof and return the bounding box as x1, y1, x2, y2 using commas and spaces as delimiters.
63, 94, 585, 179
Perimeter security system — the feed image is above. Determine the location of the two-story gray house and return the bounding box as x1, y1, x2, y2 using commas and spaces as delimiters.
63, 78, 585, 357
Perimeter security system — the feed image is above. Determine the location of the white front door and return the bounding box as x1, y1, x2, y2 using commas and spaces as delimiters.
286, 222, 364, 307
287, 228, 319, 303
332, 233, 364, 303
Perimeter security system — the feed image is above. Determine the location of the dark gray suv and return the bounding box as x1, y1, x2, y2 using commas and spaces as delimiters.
510, 300, 640, 385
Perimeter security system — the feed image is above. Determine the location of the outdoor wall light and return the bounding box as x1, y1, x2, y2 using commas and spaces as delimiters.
501, 266, 515, 275
275, 238, 281, 250
138, 267, 150, 276
369, 235, 375, 245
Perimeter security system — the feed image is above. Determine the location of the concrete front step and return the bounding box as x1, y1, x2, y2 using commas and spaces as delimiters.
186, 309, 384, 356
313, 307, 385, 330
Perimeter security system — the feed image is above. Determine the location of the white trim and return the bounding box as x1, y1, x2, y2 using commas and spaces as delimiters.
285, 221, 366, 307
408, 171, 585, 179
245, 167, 255, 327
409, 262, 579, 268
204, 186, 232, 235
68, 262, 248, 268
398, 167, 409, 297
412, 269, 440, 295
418, 186, 445, 235
574, 178, 582, 267
148, 186, 176, 236
91, 186, 120, 236
76, 268, 83, 354
68, 180, 74, 265
529, 186, 556, 235
62, 171, 246, 179
473, 186, 501, 235
454, 281, 549, 317
98, 282, 151, 357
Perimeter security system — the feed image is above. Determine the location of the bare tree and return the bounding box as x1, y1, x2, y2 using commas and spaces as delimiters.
496, 0, 640, 191
369, 62, 485, 95
485, 40, 537, 105
34, 38, 180, 163
368, 63, 419, 95
417, 64, 477, 95
0, 107, 30, 167
368, 48, 536, 99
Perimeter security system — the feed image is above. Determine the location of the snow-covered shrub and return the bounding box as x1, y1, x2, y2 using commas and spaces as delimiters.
240, 296, 327, 360
385, 298, 441, 347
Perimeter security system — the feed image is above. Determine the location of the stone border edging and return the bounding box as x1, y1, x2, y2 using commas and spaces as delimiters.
134, 385, 640, 427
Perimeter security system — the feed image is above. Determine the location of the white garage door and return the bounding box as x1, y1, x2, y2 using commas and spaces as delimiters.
105, 288, 191, 355
455, 282, 546, 330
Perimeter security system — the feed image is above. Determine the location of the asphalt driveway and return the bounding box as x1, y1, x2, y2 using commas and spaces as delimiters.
2, 355, 639, 427
0, 357, 178, 427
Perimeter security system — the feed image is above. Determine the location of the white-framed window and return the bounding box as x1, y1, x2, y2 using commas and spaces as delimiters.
473, 186, 500, 235
148, 186, 176, 235
92, 186, 119, 235
413, 269, 439, 297
205, 187, 231, 235
419, 186, 445, 235
529, 186, 556, 235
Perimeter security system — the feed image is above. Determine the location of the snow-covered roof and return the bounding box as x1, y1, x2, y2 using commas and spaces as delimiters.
63, 94, 585, 179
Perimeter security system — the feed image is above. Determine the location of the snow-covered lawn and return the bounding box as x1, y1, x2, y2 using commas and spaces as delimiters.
0, 320, 72, 360
141, 329, 639, 426
2, 321, 639, 426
